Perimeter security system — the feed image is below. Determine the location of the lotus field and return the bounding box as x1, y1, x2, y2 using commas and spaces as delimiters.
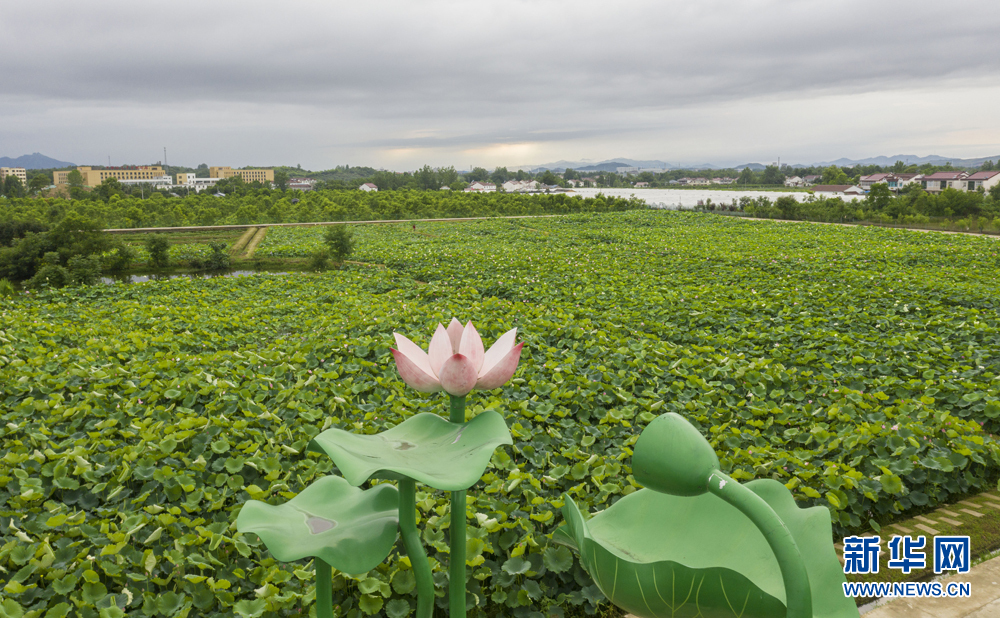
2, 210, 1000, 618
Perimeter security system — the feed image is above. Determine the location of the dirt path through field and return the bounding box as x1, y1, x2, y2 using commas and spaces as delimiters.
242, 228, 268, 258
230, 227, 257, 256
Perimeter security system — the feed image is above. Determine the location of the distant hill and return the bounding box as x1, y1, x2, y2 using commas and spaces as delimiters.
800, 154, 1000, 169
525, 154, 1000, 173
0, 153, 76, 169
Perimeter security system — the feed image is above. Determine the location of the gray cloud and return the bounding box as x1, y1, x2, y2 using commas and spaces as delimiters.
3, 0, 1000, 169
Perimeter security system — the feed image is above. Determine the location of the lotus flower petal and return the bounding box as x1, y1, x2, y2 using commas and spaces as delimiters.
476, 342, 523, 390
393, 332, 435, 378
446, 318, 464, 352
480, 327, 517, 376
391, 349, 443, 392
459, 322, 485, 373
427, 323, 454, 376
437, 353, 479, 397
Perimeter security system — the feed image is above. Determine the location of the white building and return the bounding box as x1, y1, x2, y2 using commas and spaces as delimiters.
812, 184, 864, 198
175, 173, 223, 192
465, 181, 496, 193
502, 179, 539, 192
359, 183, 378, 192
967, 171, 1000, 192
119, 175, 174, 188
0, 167, 27, 184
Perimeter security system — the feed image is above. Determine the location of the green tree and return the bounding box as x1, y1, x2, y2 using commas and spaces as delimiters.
146, 235, 170, 268
466, 167, 490, 182
67, 169, 87, 199
866, 183, 893, 211
490, 167, 511, 185
94, 177, 124, 201
28, 173, 50, 195
324, 225, 355, 263
821, 166, 850, 185
775, 196, 799, 219
2, 175, 25, 198
761, 165, 784, 185
438, 166, 459, 188
563, 168, 579, 180
539, 170, 559, 186
738, 168, 755, 185
416, 165, 439, 190
206, 242, 231, 270
47, 212, 112, 262
274, 170, 289, 192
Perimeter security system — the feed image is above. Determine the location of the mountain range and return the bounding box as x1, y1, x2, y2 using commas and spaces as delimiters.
523, 154, 1000, 173
0, 153, 76, 169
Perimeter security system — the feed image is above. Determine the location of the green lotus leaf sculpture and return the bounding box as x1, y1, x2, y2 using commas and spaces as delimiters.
554, 481, 857, 618
309, 410, 513, 491
236, 475, 399, 576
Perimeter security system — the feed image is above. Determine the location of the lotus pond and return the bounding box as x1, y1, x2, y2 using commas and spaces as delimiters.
2, 210, 1000, 617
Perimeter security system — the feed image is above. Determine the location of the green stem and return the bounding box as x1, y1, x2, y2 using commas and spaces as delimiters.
399, 478, 434, 618
315, 558, 332, 618
706, 471, 813, 618
448, 395, 467, 618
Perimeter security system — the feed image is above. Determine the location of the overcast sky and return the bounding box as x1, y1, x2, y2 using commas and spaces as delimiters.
3, 0, 1000, 171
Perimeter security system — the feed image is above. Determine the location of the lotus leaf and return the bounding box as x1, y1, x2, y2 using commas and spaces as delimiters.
309, 410, 512, 491
236, 475, 398, 575
554, 480, 858, 618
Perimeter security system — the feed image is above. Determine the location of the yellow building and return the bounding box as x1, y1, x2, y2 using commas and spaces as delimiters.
54, 166, 167, 187
209, 166, 274, 184
0, 167, 28, 184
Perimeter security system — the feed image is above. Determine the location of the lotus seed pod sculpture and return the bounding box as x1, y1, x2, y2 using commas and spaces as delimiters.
555, 413, 858, 618
391, 318, 523, 396
631, 411, 720, 496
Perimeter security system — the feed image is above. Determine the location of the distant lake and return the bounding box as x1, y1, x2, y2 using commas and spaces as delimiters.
570, 187, 811, 208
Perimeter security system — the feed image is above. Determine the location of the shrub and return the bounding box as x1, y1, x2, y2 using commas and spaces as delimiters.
0, 278, 14, 298
26, 252, 70, 289
309, 248, 330, 271
206, 241, 231, 270
0, 221, 48, 247
324, 225, 355, 263
67, 254, 102, 285
104, 243, 138, 272
146, 235, 170, 268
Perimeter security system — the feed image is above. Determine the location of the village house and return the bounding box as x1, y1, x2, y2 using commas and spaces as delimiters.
966, 170, 1000, 192
464, 181, 496, 193
502, 179, 539, 192
359, 183, 378, 192
921, 172, 969, 193
288, 177, 316, 191
811, 184, 865, 198
784, 176, 805, 187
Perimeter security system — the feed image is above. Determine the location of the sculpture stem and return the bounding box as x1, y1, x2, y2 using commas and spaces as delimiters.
706, 471, 813, 618
315, 558, 333, 618
448, 395, 467, 618
399, 478, 434, 618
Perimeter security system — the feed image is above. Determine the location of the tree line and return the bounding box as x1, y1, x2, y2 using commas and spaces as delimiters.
696, 182, 1000, 229
0, 190, 646, 286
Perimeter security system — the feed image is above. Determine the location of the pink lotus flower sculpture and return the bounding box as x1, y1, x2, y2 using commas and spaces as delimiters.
391, 318, 523, 397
